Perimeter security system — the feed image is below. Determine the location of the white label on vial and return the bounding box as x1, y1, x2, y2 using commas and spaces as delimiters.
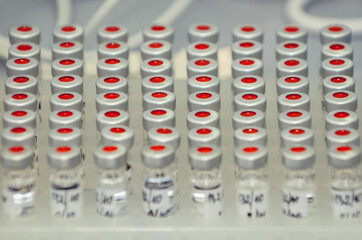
331, 188, 362, 219
193, 185, 223, 217
142, 183, 177, 218
96, 188, 127, 218
237, 188, 268, 218
282, 189, 311, 218
50, 184, 82, 218
1, 185, 35, 218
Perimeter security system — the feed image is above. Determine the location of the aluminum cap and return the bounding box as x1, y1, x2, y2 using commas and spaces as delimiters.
189, 146, 222, 170
94, 144, 127, 170
320, 24, 351, 44
143, 24, 174, 43
53, 24, 84, 43
321, 58, 353, 78
325, 110, 359, 131
188, 23, 219, 43
141, 40, 172, 60
142, 144, 175, 168
188, 74, 220, 94
97, 57, 129, 77
188, 91, 221, 112
98, 41, 129, 60
232, 24, 264, 43
100, 125, 134, 149
187, 109, 220, 130
276, 75, 309, 95
47, 146, 81, 170
50, 91, 83, 112
321, 42, 353, 60
277, 92, 310, 112
232, 57, 263, 78
281, 127, 314, 148
326, 128, 360, 149
187, 41, 218, 60
143, 90, 176, 111
322, 75, 355, 95
276, 24, 307, 43
142, 108, 175, 131
234, 127, 267, 147
188, 126, 221, 148
276, 41, 307, 60
96, 92, 129, 112
51, 57, 84, 77
48, 127, 82, 148
276, 57, 308, 78
232, 75, 265, 95
2, 126, 36, 147
142, 75, 174, 94
49, 110, 83, 129
231, 40, 263, 59
51, 75, 83, 95
328, 145, 361, 169
9, 25, 41, 44
96, 75, 128, 94
234, 145, 267, 170
278, 110, 312, 130
96, 109, 129, 131
4, 92, 37, 112
324, 90, 357, 113
97, 25, 128, 43
52, 40, 83, 60
9, 42, 41, 61
233, 109, 265, 129
148, 126, 181, 150
187, 57, 218, 78
234, 92, 266, 112
5, 74, 38, 95
3, 110, 37, 129
282, 146, 315, 170
140, 57, 172, 78
6, 57, 39, 77
1, 145, 33, 170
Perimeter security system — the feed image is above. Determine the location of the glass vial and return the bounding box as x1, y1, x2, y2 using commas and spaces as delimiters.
282, 145, 316, 218
47, 146, 83, 219
189, 145, 223, 217
328, 145, 362, 219
1, 145, 35, 218
94, 144, 129, 217
234, 145, 268, 218
141, 144, 178, 217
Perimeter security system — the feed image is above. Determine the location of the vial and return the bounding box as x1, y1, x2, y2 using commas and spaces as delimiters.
189, 146, 223, 217
97, 25, 128, 43
97, 41, 129, 60
142, 144, 178, 217
97, 57, 129, 78
143, 24, 174, 43
282, 146, 316, 218
187, 109, 220, 130
142, 75, 174, 94
52, 41, 84, 60
233, 24, 263, 43
141, 40, 172, 60
96, 76, 128, 94
187, 41, 218, 60
94, 144, 129, 217
328, 145, 362, 219
188, 23, 219, 43
140, 58, 172, 78
51, 58, 84, 77
9, 25, 41, 44
1, 145, 35, 218
234, 145, 268, 218
48, 146, 83, 218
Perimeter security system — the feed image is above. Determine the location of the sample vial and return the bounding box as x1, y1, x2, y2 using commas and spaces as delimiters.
189, 146, 223, 217
282, 146, 316, 218
141, 144, 178, 217
328, 145, 362, 219
94, 144, 129, 217
1, 145, 35, 218
47, 146, 83, 218
234, 145, 268, 218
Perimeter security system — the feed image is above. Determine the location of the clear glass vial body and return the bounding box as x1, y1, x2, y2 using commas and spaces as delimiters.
330, 167, 362, 219
191, 167, 223, 217
142, 166, 178, 218
236, 167, 268, 218
49, 165, 83, 218
282, 167, 316, 218
1, 167, 36, 218
96, 167, 129, 217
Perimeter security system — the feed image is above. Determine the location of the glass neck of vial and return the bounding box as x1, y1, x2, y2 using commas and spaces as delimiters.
284, 166, 315, 185
331, 166, 362, 190
98, 166, 127, 182
145, 165, 174, 185
50, 165, 81, 188
4, 167, 34, 188
192, 167, 221, 188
